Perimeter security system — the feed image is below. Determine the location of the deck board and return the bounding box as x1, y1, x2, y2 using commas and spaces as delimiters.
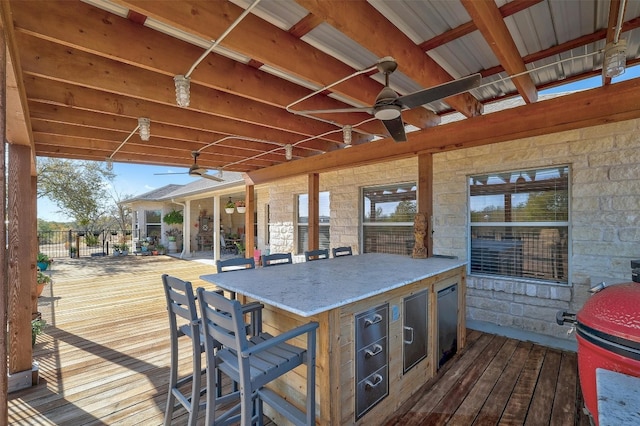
9, 256, 588, 425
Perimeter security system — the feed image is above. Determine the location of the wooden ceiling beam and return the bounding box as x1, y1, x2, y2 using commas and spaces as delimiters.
296, 0, 483, 118
462, 0, 538, 104
480, 16, 640, 81
31, 119, 289, 165
16, 32, 349, 148
419, 0, 544, 51
29, 105, 302, 157
34, 143, 261, 172
112, 0, 438, 130
33, 134, 276, 170
9, 0, 384, 138
246, 78, 640, 184
24, 76, 330, 155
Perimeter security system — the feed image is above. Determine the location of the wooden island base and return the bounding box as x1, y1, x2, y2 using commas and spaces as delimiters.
201, 254, 466, 425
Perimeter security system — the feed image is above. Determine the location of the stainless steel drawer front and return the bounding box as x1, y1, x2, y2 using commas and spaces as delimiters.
355, 305, 388, 348
355, 304, 389, 420
356, 337, 388, 379
356, 365, 388, 420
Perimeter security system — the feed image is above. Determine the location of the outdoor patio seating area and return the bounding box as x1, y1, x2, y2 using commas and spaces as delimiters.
9, 255, 588, 425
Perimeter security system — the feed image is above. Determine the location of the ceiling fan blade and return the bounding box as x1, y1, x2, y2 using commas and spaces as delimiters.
398, 73, 481, 109
293, 106, 374, 115
198, 173, 224, 182
381, 117, 407, 142
154, 172, 188, 176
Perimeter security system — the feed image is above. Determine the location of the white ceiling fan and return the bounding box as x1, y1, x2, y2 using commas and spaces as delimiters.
155, 151, 224, 182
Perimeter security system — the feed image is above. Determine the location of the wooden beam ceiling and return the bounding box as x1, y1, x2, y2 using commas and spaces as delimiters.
2, 0, 639, 181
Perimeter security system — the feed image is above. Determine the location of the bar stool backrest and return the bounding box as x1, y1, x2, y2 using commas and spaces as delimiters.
261, 252, 293, 267
304, 249, 329, 261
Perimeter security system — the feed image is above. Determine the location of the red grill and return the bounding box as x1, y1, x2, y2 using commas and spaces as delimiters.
575, 282, 640, 424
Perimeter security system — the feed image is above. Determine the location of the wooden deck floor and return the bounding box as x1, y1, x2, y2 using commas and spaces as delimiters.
9, 255, 588, 425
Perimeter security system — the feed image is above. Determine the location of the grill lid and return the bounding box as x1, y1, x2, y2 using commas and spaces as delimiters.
577, 282, 640, 343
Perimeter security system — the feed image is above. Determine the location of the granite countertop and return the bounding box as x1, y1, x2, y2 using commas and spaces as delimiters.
597, 368, 640, 426
200, 253, 466, 317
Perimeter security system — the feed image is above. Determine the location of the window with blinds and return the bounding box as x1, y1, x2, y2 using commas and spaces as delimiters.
297, 192, 330, 254
362, 183, 416, 255
469, 166, 569, 283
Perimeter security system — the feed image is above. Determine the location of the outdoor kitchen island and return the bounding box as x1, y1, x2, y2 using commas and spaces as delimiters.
200, 253, 466, 425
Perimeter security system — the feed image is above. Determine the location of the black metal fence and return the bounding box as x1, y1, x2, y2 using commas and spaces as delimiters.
38, 229, 140, 259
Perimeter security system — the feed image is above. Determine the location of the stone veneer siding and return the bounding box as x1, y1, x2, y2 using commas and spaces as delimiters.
434, 118, 640, 344
258, 158, 418, 255
257, 118, 640, 346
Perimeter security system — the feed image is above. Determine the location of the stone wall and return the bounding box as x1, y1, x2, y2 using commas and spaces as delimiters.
260, 158, 418, 255
433, 118, 640, 346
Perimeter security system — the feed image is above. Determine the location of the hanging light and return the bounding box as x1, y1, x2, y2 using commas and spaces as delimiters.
174, 75, 191, 107
138, 117, 150, 141
603, 40, 627, 78
105, 157, 113, 171
285, 144, 293, 161
343, 125, 352, 146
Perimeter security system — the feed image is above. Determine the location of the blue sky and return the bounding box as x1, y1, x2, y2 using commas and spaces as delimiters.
37, 65, 640, 222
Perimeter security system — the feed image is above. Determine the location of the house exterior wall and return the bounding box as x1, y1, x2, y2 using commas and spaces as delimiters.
260, 118, 640, 347
262, 158, 418, 255
433, 118, 640, 344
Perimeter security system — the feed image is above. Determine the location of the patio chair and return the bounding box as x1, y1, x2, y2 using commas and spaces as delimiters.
162, 274, 264, 425
332, 246, 353, 257
304, 248, 329, 262
162, 274, 213, 426
261, 252, 292, 267
196, 287, 319, 426
216, 257, 256, 300
220, 235, 238, 255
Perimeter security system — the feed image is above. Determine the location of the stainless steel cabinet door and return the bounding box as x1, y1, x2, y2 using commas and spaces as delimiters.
403, 290, 428, 373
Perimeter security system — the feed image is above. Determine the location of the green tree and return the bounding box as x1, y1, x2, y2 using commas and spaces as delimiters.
37, 158, 115, 232
390, 200, 416, 222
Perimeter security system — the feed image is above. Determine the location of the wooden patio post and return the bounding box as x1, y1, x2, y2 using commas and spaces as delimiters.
7, 144, 33, 392
418, 153, 433, 257
0, 21, 8, 422
308, 173, 319, 251
31, 176, 37, 316
244, 185, 255, 258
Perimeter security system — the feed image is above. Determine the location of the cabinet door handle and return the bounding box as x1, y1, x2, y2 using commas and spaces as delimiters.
364, 374, 383, 390
403, 326, 414, 344
364, 314, 382, 327
364, 344, 383, 358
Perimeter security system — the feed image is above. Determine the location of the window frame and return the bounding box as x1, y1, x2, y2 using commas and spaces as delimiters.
361, 182, 417, 255
296, 191, 330, 254
467, 166, 570, 284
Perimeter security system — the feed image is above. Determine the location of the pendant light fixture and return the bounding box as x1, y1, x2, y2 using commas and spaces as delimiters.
285, 144, 293, 161
138, 117, 151, 141
343, 125, 352, 147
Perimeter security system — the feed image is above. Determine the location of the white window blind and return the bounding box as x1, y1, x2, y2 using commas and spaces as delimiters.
469, 167, 569, 283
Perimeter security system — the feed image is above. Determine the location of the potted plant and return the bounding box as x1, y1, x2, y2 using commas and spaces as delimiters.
235, 200, 246, 214
120, 243, 129, 256
163, 209, 184, 225
235, 240, 245, 255
36, 270, 51, 297
165, 228, 181, 242
225, 200, 235, 214
31, 318, 46, 347
156, 244, 166, 255
37, 252, 52, 271
112, 243, 121, 256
